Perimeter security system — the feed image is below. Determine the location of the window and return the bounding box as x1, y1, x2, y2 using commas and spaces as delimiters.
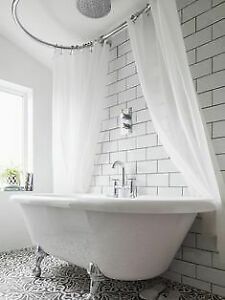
0, 79, 33, 191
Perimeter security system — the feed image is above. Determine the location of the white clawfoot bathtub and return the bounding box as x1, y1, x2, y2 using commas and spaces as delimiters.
12, 193, 215, 281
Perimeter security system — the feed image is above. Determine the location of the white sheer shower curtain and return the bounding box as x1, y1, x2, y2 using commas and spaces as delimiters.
128, 0, 225, 259
52, 44, 107, 193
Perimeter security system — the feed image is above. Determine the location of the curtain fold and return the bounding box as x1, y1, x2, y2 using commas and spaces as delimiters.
52, 44, 108, 193
128, 0, 225, 260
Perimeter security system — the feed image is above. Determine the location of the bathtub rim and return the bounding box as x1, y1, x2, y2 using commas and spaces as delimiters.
11, 193, 217, 214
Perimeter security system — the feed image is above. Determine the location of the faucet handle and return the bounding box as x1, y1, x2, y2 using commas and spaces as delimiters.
111, 178, 119, 184
126, 176, 136, 186
127, 177, 137, 198
112, 178, 119, 197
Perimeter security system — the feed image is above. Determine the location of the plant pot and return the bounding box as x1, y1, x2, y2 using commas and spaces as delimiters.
7, 174, 20, 186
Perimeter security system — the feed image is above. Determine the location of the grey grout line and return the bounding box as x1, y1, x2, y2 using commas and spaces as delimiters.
178, 0, 198, 12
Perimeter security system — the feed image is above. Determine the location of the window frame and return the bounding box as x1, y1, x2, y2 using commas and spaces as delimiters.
0, 79, 33, 182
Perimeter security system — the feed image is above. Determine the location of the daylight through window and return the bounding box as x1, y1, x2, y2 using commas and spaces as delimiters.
0, 80, 33, 191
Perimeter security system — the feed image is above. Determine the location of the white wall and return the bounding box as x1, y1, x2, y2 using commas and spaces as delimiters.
0, 35, 52, 252
0, 192, 32, 251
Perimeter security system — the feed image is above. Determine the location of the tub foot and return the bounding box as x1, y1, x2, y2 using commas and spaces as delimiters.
139, 283, 167, 300
87, 262, 105, 299
32, 245, 48, 277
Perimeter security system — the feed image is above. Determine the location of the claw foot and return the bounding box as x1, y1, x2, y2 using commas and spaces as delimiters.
33, 246, 48, 278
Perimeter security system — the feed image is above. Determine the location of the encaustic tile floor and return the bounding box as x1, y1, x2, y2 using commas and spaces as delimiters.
0, 248, 225, 300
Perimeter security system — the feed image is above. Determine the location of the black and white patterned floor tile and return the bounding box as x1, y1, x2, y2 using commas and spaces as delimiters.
0, 248, 224, 300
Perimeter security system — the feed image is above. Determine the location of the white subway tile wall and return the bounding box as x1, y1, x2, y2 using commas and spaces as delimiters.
91, 0, 225, 296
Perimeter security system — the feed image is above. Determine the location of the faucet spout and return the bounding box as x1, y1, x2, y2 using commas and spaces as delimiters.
112, 160, 125, 187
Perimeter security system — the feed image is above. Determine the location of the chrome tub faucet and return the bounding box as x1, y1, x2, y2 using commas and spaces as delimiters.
112, 160, 125, 187
111, 160, 137, 198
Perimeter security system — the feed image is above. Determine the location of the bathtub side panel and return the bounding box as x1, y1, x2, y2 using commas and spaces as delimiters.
21, 204, 92, 269
20, 204, 196, 280
88, 212, 196, 280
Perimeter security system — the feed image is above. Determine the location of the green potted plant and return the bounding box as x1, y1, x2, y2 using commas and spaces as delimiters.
1, 167, 21, 187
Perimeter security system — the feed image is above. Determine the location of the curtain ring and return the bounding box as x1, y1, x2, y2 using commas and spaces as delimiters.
70, 46, 74, 55
89, 41, 94, 53
130, 14, 137, 23
145, 3, 151, 16
54, 45, 58, 55
106, 40, 112, 47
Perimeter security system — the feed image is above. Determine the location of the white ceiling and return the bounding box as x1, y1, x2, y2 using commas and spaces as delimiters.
0, 0, 147, 68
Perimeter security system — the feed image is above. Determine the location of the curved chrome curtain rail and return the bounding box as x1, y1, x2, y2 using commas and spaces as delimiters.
11, 0, 151, 50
